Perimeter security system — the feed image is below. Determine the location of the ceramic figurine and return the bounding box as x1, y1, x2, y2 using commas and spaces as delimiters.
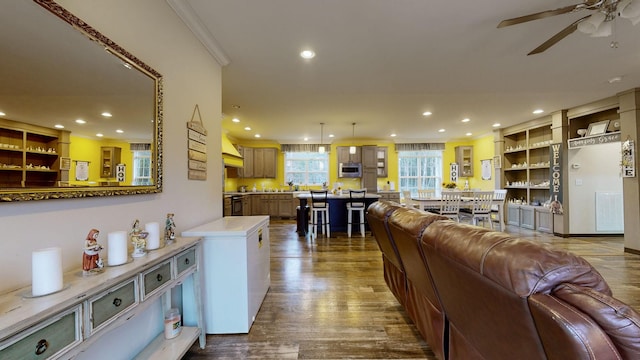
130, 219, 149, 258
83, 228, 104, 275
165, 213, 176, 243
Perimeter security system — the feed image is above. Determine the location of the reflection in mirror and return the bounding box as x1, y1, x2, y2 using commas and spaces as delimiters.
0, 0, 162, 201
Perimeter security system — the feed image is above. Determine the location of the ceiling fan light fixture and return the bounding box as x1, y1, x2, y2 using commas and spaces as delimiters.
577, 12, 606, 34
620, 0, 640, 20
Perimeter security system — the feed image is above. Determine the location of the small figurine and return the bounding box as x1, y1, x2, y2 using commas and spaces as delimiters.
83, 228, 104, 275
130, 219, 149, 258
165, 213, 176, 243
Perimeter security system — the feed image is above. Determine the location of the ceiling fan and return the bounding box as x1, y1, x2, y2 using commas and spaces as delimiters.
498, 0, 640, 55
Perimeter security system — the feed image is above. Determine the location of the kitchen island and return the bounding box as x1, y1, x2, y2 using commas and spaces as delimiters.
295, 192, 381, 235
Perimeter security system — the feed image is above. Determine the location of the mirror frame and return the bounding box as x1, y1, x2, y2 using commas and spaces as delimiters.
0, 0, 163, 202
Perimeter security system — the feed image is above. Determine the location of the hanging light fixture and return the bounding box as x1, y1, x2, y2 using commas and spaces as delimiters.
318, 123, 325, 154
349, 122, 357, 154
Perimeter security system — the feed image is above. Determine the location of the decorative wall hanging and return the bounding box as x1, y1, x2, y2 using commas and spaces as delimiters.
450, 163, 459, 183
187, 104, 207, 180
75, 160, 89, 181
622, 138, 635, 178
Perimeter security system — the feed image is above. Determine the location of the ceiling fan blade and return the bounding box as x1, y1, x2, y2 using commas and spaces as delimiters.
498, 4, 585, 28
527, 15, 590, 55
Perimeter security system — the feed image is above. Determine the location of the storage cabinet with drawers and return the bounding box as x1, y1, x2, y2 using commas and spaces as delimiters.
0, 237, 205, 359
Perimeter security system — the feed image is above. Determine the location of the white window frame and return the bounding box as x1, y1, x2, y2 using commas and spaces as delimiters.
132, 150, 152, 185
284, 151, 329, 187
398, 150, 443, 198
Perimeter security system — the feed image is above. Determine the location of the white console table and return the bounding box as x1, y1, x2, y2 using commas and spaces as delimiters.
0, 237, 205, 360
183, 216, 270, 334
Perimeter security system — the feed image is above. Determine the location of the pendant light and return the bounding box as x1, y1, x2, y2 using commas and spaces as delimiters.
318, 123, 325, 154
349, 122, 357, 154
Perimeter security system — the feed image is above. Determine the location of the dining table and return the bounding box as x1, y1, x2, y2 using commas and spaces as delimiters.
411, 196, 505, 230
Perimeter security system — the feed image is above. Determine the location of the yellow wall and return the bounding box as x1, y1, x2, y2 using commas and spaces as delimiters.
69, 135, 133, 186
225, 136, 496, 192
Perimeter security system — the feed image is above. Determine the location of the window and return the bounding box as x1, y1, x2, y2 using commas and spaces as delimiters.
284, 151, 329, 186
132, 150, 152, 185
398, 150, 443, 197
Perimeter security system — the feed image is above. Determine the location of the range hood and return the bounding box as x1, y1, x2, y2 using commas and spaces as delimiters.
222, 134, 243, 168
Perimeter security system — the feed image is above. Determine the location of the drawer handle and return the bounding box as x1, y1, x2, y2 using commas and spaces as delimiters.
156, 274, 163, 282
113, 297, 122, 307
35, 339, 49, 355
184, 258, 190, 265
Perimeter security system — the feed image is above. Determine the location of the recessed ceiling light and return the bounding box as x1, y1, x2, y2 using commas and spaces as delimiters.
244, 126, 251, 131
492, 123, 501, 127
300, 49, 316, 59
438, 129, 445, 133
329, 134, 335, 138
533, 109, 544, 114
232, 104, 241, 109
75, 119, 86, 124
96, 133, 103, 137
390, 133, 397, 137
0, 111, 6, 116
254, 134, 261, 138
116, 129, 124, 133
303, 137, 309, 141
232, 118, 240, 123
422, 111, 432, 116
54, 124, 64, 129
466, 132, 472, 136
462, 118, 470, 123
101, 112, 112, 117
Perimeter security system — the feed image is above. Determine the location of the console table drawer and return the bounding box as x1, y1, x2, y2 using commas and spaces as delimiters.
88, 279, 138, 335
141, 260, 172, 299
176, 247, 197, 276
0, 306, 81, 360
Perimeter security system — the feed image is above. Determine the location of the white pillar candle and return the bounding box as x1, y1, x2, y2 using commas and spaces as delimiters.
107, 231, 128, 266
145, 222, 160, 250
32, 247, 63, 297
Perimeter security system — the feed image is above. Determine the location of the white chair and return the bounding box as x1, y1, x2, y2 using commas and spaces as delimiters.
434, 191, 461, 221
402, 190, 419, 209
346, 189, 366, 237
309, 190, 330, 238
461, 191, 494, 229
492, 189, 507, 230
417, 189, 437, 211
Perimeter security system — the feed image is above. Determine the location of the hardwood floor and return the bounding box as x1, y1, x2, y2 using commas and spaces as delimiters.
184, 219, 640, 359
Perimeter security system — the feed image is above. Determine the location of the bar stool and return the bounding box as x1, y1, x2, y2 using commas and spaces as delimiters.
347, 189, 367, 237
309, 190, 330, 238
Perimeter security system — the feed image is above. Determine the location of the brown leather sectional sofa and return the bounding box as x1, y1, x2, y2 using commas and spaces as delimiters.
367, 200, 640, 360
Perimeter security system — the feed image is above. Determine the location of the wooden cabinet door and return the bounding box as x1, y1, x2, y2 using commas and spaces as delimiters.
239, 146, 254, 178
361, 145, 377, 168
361, 167, 377, 192
520, 206, 535, 229
262, 148, 277, 178
253, 148, 265, 178
376, 147, 388, 177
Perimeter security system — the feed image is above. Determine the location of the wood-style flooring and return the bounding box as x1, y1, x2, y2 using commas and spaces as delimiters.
183, 219, 640, 359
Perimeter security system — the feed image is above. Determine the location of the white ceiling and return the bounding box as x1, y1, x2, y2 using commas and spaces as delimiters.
170, 0, 640, 144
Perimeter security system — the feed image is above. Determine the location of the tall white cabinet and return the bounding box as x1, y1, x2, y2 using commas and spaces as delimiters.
183, 216, 270, 334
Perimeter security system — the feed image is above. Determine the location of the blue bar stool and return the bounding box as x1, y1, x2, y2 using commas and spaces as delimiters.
347, 189, 366, 237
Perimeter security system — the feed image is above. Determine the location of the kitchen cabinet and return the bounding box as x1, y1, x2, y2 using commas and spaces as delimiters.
336, 146, 362, 165
224, 196, 231, 216
242, 194, 252, 216
101, 146, 122, 178
376, 147, 388, 177
535, 207, 553, 233
506, 204, 535, 229
378, 191, 400, 202
0, 118, 69, 188
361, 167, 377, 193
0, 238, 205, 359
250, 193, 296, 218
237, 147, 277, 178
455, 146, 473, 177
362, 145, 377, 168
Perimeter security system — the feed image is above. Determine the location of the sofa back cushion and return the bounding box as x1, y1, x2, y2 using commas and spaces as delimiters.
367, 201, 404, 270
420, 220, 611, 359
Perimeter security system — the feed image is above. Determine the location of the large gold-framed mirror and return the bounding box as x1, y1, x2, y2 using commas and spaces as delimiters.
0, 0, 162, 202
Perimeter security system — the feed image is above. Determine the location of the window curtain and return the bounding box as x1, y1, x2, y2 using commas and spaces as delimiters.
281, 144, 329, 153
394, 143, 445, 151
130, 143, 151, 151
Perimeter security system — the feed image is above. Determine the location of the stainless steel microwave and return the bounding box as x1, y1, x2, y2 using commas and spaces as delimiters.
339, 163, 362, 178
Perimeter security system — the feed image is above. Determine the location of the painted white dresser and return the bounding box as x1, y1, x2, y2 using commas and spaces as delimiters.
183, 216, 270, 334
0, 237, 205, 360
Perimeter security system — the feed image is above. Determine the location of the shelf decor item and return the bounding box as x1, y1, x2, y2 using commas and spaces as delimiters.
32, 247, 64, 296
622, 139, 636, 178
130, 219, 149, 258
586, 120, 610, 136
82, 229, 104, 275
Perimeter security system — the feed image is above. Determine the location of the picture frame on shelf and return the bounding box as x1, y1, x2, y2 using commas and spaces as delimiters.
586, 120, 610, 136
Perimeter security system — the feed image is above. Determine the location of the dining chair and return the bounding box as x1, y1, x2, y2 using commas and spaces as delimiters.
491, 189, 508, 230
309, 190, 330, 238
346, 189, 367, 237
417, 189, 438, 211
433, 191, 461, 221
461, 191, 494, 229
402, 190, 419, 209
